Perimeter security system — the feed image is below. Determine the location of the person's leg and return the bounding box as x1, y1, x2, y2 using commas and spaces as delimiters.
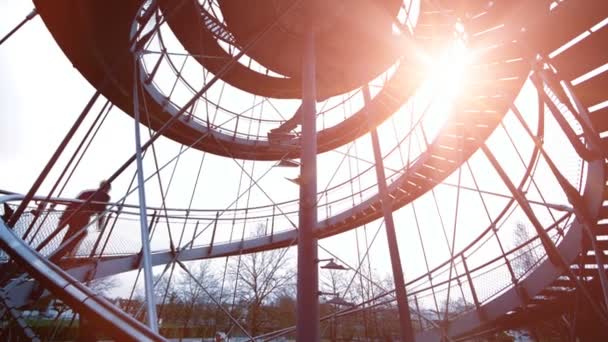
52, 218, 86, 263
66, 230, 86, 258
55, 213, 72, 249
62, 226, 87, 259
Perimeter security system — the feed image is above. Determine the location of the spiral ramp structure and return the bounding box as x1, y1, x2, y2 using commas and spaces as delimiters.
1, 0, 608, 340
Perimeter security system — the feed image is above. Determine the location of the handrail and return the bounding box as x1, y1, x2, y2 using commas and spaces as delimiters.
0, 220, 165, 341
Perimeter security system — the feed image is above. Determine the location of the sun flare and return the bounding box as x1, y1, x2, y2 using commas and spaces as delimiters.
429, 40, 471, 100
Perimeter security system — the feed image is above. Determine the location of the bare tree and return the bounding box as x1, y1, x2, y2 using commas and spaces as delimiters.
512, 222, 542, 277
86, 276, 119, 296
176, 261, 220, 336
320, 269, 352, 299
145, 262, 220, 337
176, 261, 219, 306
228, 224, 295, 336
319, 266, 401, 340
153, 272, 176, 300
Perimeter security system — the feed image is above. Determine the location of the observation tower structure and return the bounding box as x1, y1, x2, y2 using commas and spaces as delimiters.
1, 0, 608, 340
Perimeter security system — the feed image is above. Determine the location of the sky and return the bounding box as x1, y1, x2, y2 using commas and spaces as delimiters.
0, 0, 587, 311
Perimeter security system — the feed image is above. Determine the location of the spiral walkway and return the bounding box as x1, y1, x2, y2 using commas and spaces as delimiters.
1, 0, 608, 340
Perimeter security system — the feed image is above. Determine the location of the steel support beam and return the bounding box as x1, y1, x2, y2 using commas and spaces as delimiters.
296, 24, 320, 342
529, 72, 598, 161
7, 91, 100, 228
481, 143, 608, 322
511, 103, 608, 316
0, 221, 165, 341
133, 53, 159, 333
363, 86, 415, 341
481, 144, 564, 267
0, 9, 37, 46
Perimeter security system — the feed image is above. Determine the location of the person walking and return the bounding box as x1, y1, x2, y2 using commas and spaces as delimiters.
54, 180, 111, 260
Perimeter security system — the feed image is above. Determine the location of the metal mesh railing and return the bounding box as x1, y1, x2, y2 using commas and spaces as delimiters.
0, 206, 143, 260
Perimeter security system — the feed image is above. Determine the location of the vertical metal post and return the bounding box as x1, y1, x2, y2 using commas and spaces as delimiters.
414, 295, 423, 330
133, 55, 159, 333
297, 22, 320, 342
363, 86, 415, 341
461, 255, 481, 310
208, 212, 219, 255
270, 205, 275, 242
190, 220, 200, 250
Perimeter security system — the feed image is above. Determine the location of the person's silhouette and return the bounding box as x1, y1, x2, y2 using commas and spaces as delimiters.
55, 180, 111, 259
1, 202, 14, 223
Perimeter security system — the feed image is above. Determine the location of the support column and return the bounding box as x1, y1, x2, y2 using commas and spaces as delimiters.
364, 86, 415, 341
133, 55, 159, 333
296, 24, 320, 342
